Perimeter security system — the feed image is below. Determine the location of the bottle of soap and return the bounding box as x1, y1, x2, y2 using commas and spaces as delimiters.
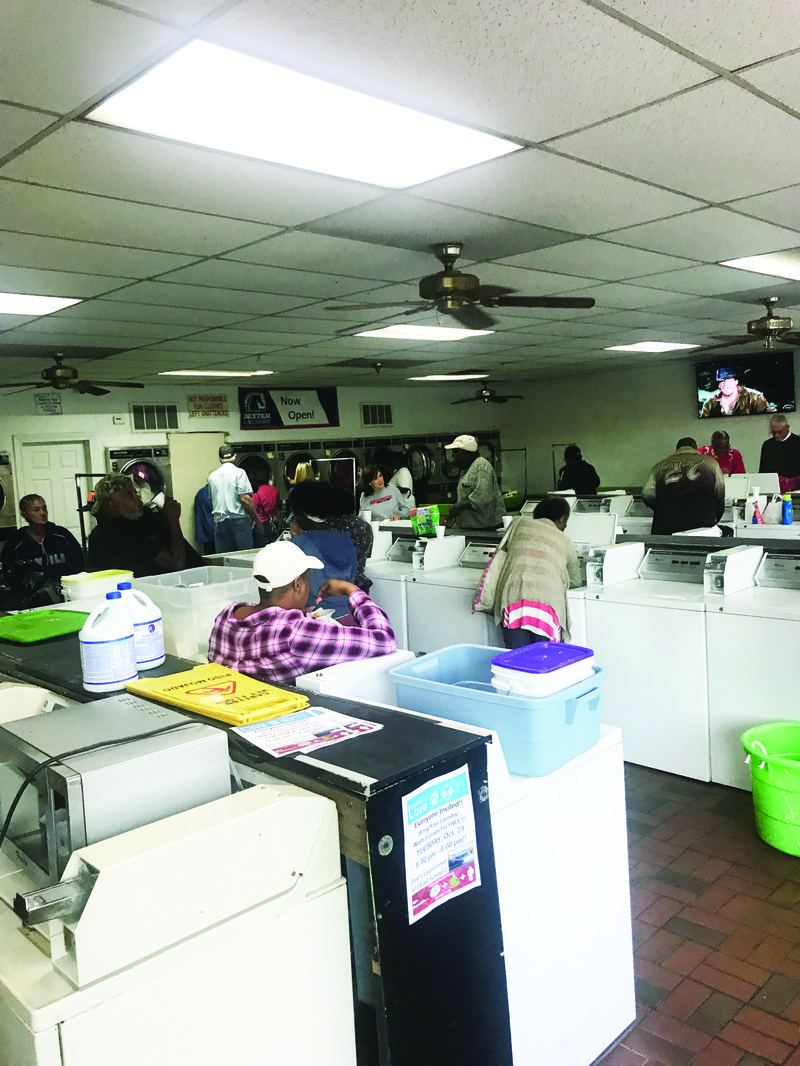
782, 494, 793, 526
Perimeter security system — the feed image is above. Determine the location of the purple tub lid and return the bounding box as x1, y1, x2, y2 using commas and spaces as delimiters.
491, 642, 594, 675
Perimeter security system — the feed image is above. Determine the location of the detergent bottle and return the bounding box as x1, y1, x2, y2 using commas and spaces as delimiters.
78, 591, 138, 693
117, 582, 166, 669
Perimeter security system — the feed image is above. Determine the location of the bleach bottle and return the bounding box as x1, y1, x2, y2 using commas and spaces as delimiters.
117, 581, 166, 669
79, 590, 138, 693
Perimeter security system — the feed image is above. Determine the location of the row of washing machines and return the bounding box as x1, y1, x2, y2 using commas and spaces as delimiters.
105, 434, 502, 510
365, 522, 798, 792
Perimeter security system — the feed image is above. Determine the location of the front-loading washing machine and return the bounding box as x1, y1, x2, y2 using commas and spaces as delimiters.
277, 443, 325, 494
321, 440, 365, 508
106, 446, 172, 506
584, 547, 711, 780
0, 453, 17, 528
706, 550, 800, 790
228, 441, 277, 493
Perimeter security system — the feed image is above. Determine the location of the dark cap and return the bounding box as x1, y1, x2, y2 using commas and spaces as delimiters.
716, 367, 737, 382
219, 444, 236, 461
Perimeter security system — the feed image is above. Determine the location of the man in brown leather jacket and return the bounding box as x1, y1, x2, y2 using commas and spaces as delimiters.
642, 438, 725, 534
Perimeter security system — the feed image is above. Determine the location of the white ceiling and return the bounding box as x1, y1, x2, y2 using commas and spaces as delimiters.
3, 0, 800, 392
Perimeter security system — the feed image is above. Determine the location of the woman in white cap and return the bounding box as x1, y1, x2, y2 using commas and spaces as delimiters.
208, 541, 396, 685
441, 434, 505, 530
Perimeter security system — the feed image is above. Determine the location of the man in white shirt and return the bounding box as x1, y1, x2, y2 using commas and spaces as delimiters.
207, 445, 263, 552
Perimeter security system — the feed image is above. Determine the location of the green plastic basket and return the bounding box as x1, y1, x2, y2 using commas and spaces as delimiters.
741, 721, 800, 856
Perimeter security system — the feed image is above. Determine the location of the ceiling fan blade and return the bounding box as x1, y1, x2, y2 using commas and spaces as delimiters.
473, 284, 516, 301
324, 300, 427, 311
80, 379, 145, 390
75, 382, 110, 396
0, 381, 47, 388
449, 396, 479, 405
778, 331, 800, 346
495, 295, 596, 309
451, 303, 498, 330
692, 334, 757, 354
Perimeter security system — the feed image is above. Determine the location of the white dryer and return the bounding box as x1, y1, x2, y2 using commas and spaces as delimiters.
0, 453, 17, 528
706, 551, 800, 790
585, 547, 712, 780
106, 446, 172, 506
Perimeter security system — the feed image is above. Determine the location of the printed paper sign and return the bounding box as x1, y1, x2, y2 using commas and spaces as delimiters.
187, 394, 228, 417
234, 705, 382, 757
402, 764, 480, 924
238, 387, 339, 430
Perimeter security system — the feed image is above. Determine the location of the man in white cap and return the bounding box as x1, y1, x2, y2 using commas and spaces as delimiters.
442, 434, 505, 530
207, 443, 263, 552
208, 541, 396, 684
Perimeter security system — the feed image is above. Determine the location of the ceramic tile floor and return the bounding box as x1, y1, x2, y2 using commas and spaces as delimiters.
597, 764, 800, 1066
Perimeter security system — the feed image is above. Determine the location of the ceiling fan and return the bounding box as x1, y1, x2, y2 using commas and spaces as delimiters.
451, 384, 523, 405
696, 297, 800, 354
326, 242, 596, 330
0, 353, 145, 396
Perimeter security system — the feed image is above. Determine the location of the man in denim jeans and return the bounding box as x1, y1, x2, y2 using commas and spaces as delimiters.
207, 444, 263, 552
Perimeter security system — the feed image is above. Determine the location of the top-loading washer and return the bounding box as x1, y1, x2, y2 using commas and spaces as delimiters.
585, 547, 712, 780
0, 453, 17, 528
106, 446, 172, 506
706, 550, 800, 790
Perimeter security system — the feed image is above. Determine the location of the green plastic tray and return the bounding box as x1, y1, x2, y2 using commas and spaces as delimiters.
0, 610, 90, 643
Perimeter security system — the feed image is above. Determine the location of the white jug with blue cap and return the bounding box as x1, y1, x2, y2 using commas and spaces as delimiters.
117, 581, 166, 669
79, 590, 138, 693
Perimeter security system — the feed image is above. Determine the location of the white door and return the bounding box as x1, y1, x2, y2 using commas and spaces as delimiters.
16, 439, 92, 540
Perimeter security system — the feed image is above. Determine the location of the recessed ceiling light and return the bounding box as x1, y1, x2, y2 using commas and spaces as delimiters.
87, 41, 520, 188
158, 370, 275, 377
605, 341, 700, 353
721, 250, 800, 281
407, 373, 490, 381
0, 292, 82, 315
356, 324, 493, 340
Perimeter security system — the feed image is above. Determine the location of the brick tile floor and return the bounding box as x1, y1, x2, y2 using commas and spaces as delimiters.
596, 764, 800, 1066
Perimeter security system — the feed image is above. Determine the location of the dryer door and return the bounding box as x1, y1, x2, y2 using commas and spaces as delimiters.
406, 444, 435, 490
327, 449, 360, 495
284, 451, 319, 490
117, 457, 167, 506
238, 453, 274, 492
0, 466, 15, 527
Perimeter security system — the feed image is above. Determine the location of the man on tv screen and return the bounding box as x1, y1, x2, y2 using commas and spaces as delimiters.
700, 368, 774, 417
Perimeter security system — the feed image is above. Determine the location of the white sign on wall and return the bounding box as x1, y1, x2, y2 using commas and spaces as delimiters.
34, 392, 62, 415
187, 394, 229, 418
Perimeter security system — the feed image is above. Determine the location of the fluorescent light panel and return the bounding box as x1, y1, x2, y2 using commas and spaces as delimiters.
408, 373, 489, 381
721, 250, 800, 282
159, 369, 274, 377
87, 41, 520, 188
605, 341, 699, 353
0, 292, 82, 315
356, 324, 493, 340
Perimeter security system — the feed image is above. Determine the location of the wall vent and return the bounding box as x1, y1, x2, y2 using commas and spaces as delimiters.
361, 403, 393, 428
132, 403, 179, 431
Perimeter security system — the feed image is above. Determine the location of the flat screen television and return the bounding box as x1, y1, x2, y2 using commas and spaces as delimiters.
696, 350, 796, 418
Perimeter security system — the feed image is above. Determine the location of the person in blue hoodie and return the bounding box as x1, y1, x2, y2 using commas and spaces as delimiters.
287, 481, 357, 619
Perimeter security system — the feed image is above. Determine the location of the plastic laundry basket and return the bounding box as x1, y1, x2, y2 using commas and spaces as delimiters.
741, 721, 800, 857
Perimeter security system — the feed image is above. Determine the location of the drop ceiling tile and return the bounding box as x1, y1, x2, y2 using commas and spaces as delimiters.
457, 261, 599, 294
555, 81, 800, 202
103, 281, 308, 316
0, 265, 126, 298
161, 259, 377, 299
498, 239, 694, 281
729, 185, 800, 232
226, 316, 336, 336
137, 339, 281, 355
608, 207, 800, 261
5, 316, 185, 341
632, 263, 793, 296
199, 328, 328, 347
0, 181, 280, 256
0, 104, 56, 160
115, 1, 232, 26
411, 149, 701, 233
305, 195, 579, 259
206, 0, 712, 142
227, 232, 436, 282
0, 230, 198, 277
56, 300, 252, 328
603, 1, 800, 69
3, 124, 384, 225
569, 282, 691, 310
740, 52, 800, 111
4, 1, 181, 112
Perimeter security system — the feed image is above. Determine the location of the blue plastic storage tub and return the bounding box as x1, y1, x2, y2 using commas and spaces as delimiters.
390, 644, 605, 777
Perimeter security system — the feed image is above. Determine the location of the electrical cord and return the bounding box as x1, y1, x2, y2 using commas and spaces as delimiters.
0, 722, 194, 854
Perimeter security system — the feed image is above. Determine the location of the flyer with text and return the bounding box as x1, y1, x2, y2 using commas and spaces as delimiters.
402, 764, 480, 924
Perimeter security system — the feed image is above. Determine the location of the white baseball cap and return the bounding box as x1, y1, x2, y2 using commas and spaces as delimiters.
253, 541, 324, 591
444, 434, 478, 452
